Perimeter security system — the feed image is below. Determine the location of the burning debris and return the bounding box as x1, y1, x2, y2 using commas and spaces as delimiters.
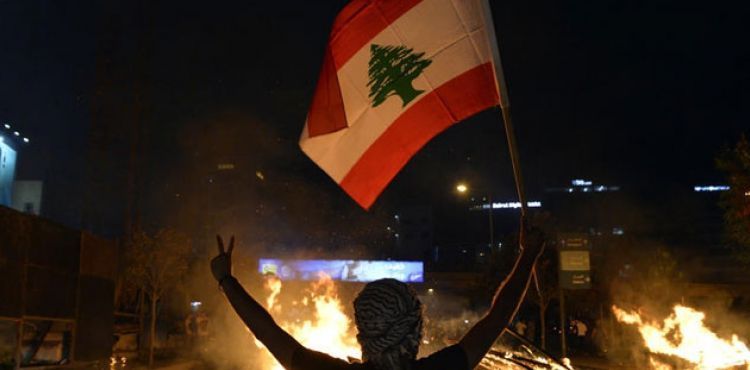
478, 330, 572, 370
612, 304, 750, 369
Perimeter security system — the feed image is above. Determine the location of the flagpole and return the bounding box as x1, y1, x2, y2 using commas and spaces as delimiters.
482, 0, 542, 293
500, 107, 528, 216
481, 0, 527, 214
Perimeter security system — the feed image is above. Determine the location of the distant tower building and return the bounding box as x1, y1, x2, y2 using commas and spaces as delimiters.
83, 1, 152, 237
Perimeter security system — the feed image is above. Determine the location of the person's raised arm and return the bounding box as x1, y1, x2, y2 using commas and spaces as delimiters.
211, 235, 303, 369
458, 219, 545, 369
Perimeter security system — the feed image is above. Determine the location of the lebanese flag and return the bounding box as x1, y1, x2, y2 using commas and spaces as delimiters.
300, 0, 504, 209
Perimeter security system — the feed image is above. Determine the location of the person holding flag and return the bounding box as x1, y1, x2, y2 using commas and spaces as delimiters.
212, 225, 544, 370
212, 0, 546, 368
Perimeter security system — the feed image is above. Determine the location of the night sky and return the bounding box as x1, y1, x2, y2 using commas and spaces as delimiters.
1, 0, 748, 249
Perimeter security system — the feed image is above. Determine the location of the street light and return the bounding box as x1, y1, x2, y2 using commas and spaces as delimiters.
456, 183, 468, 193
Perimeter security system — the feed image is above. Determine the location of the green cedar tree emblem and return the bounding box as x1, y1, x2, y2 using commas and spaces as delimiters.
367, 44, 433, 108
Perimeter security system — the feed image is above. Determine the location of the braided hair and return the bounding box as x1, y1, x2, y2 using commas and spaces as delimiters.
353, 279, 423, 370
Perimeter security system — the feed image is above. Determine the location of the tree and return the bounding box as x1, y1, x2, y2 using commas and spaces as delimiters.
368, 44, 432, 108
716, 134, 750, 264
126, 229, 191, 368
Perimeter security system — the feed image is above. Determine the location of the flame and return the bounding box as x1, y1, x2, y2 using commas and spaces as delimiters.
265, 275, 282, 314
613, 304, 750, 369
256, 273, 361, 370
649, 357, 673, 370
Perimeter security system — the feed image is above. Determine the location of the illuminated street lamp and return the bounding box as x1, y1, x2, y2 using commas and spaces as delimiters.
456, 183, 468, 193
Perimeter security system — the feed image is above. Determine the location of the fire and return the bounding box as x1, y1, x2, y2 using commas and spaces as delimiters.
613, 304, 750, 369
109, 356, 127, 369
256, 273, 361, 370
265, 276, 282, 314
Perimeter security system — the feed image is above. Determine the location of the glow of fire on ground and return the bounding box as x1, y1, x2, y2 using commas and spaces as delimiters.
612, 304, 750, 369
254, 273, 361, 370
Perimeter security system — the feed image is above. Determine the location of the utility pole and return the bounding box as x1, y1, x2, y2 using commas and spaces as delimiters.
559, 283, 567, 358
557, 234, 592, 359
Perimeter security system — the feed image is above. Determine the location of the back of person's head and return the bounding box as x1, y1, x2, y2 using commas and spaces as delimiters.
353, 279, 423, 370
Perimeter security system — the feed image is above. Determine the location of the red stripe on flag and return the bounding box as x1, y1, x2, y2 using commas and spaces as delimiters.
339, 63, 499, 209
307, 47, 348, 137
329, 0, 423, 69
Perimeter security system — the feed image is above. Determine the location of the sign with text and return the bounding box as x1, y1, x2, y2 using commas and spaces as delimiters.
559, 234, 591, 289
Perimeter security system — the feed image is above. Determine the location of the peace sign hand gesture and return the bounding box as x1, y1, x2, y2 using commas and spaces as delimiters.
211, 235, 235, 283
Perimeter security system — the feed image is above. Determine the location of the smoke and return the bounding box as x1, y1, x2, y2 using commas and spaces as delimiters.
149, 110, 393, 368
421, 308, 482, 356
182, 253, 267, 369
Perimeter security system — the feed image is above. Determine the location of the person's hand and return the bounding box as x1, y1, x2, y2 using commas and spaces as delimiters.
211, 235, 234, 282
520, 217, 546, 257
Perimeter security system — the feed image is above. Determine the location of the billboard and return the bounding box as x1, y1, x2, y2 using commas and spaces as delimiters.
0, 141, 17, 207
258, 259, 424, 283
